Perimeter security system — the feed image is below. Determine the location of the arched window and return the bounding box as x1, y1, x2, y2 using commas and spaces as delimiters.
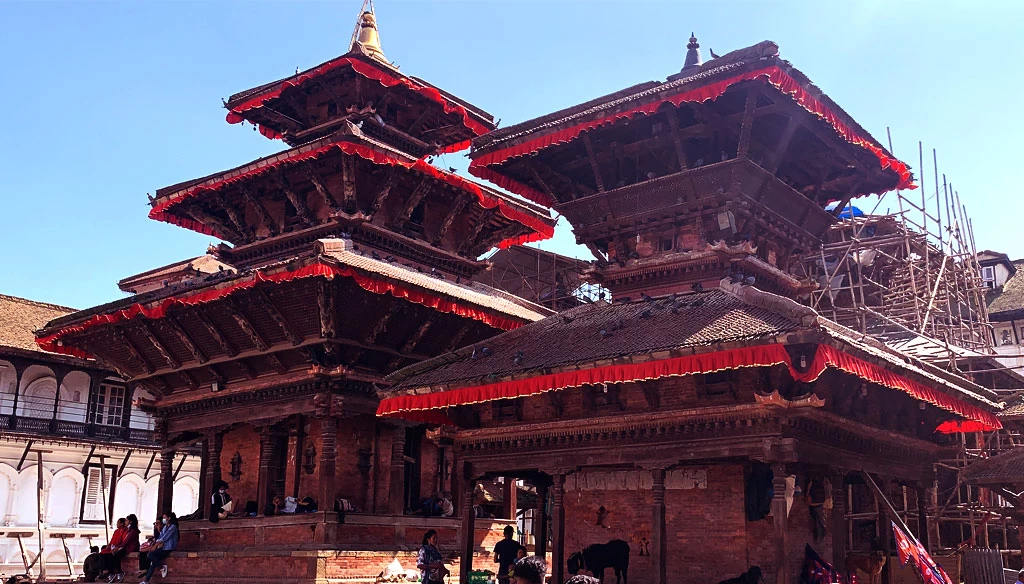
172, 477, 199, 518
114, 474, 145, 522
49, 468, 85, 528
14, 465, 51, 526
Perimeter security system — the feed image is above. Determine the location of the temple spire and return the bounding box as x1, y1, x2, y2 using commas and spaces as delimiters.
349, 1, 387, 63
683, 32, 702, 70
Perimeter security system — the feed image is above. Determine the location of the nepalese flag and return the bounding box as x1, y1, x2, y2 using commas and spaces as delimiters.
890, 522, 951, 584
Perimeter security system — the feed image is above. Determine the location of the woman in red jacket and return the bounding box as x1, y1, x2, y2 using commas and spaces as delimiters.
104, 514, 140, 582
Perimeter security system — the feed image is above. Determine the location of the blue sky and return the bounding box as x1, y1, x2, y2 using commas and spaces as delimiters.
1, 0, 1021, 309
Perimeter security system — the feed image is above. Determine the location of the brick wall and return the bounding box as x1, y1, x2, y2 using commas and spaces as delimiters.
221, 425, 260, 507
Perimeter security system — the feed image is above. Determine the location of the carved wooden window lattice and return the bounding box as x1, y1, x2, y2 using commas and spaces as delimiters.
697, 371, 736, 400
491, 398, 522, 421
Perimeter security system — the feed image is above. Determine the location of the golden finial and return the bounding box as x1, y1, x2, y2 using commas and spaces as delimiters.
349, 1, 386, 63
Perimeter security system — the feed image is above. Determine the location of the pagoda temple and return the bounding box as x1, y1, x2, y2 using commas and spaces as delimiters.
36, 8, 554, 583
379, 37, 999, 584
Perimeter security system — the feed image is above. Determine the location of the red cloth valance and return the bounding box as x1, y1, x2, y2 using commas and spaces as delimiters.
36, 262, 527, 360
225, 56, 490, 145
376, 342, 999, 431
469, 65, 915, 208
148, 140, 553, 248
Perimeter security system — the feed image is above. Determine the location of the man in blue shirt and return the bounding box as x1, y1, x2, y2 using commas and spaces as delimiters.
140, 512, 178, 584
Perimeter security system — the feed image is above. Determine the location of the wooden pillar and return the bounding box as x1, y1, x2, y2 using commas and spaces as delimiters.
8, 362, 26, 429
200, 430, 223, 520
916, 484, 930, 552
319, 416, 338, 512
120, 383, 137, 439
84, 372, 103, 436
458, 466, 476, 584
551, 474, 566, 584
502, 478, 517, 520
878, 489, 892, 584
535, 482, 548, 557
156, 451, 175, 514
197, 438, 210, 519
651, 469, 667, 584
49, 368, 67, 433
256, 427, 274, 516
831, 474, 848, 581
389, 426, 407, 514
770, 464, 789, 584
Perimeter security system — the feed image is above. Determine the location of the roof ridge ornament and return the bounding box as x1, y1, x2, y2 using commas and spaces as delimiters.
349, 0, 387, 64
682, 32, 702, 70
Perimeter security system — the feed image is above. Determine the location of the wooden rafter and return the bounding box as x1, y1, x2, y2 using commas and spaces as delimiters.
251, 288, 303, 346
166, 313, 208, 364
400, 318, 434, 355
192, 307, 238, 358
527, 166, 558, 201
224, 299, 269, 352
180, 369, 200, 390
581, 132, 606, 192
265, 351, 288, 375
136, 320, 180, 370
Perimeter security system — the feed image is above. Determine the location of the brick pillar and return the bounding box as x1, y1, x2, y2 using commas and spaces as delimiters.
770, 464, 789, 584
916, 484, 930, 551
256, 427, 275, 516
459, 470, 476, 584
651, 469, 667, 584
831, 474, 848, 581
535, 483, 548, 557
389, 426, 407, 514
319, 417, 338, 511
200, 430, 223, 520
551, 474, 566, 584
156, 451, 175, 514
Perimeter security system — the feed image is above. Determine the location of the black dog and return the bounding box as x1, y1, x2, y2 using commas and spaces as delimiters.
718, 566, 762, 584
567, 539, 629, 584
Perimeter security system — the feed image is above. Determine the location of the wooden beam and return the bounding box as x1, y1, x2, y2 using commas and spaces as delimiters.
181, 204, 244, 242
304, 163, 342, 209
340, 155, 358, 212
737, 86, 758, 159
527, 166, 558, 201
129, 336, 322, 383
143, 452, 157, 480
17, 441, 35, 472
180, 369, 200, 390
371, 168, 399, 213
664, 107, 689, 171
445, 325, 472, 353
192, 307, 238, 357
251, 288, 303, 346
395, 178, 431, 224
766, 116, 800, 174
265, 351, 288, 375
317, 279, 335, 338
277, 172, 315, 227
581, 132, 606, 192
223, 299, 270, 352
400, 318, 434, 355
136, 320, 180, 370
113, 326, 156, 375
172, 453, 188, 481
166, 313, 208, 364
458, 209, 497, 254
433, 194, 471, 245
238, 185, 279, 236
212, 194, 250, 239
117, 450, 134, 478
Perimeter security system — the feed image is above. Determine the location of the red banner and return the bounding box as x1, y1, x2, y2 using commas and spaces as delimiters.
892, 522, 951, 584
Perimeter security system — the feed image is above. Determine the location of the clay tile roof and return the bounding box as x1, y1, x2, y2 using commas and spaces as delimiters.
987, 260, 1024, 319
386, 287, 803, 390
962, 448, 1024, 485
0, 294, 76, 354
318, 239, 551, 324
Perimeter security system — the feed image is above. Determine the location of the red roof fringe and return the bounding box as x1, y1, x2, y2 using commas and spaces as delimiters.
36, 262, 526, 359
225, 57, 491, 140
148, 141, 553, 248
469, 66, 915, 208
376, 343, 999, 431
